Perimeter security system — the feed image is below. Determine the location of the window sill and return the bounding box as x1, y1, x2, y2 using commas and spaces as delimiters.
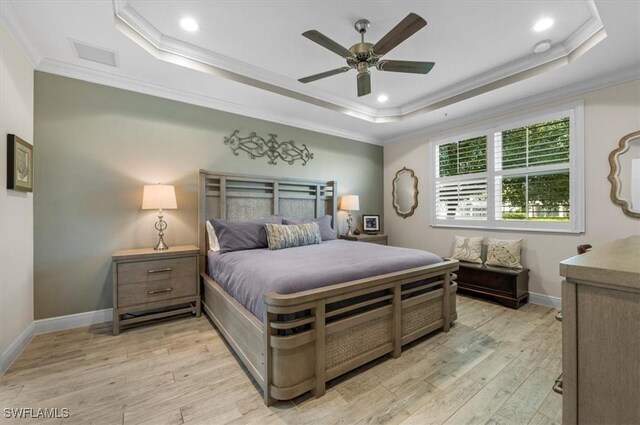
429, 223, 584, 234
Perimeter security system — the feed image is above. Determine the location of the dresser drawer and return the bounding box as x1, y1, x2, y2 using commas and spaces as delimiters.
117, 256, 196, 285
118, 276, 196, 307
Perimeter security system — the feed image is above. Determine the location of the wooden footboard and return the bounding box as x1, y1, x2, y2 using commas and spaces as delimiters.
201, 259, 458, 405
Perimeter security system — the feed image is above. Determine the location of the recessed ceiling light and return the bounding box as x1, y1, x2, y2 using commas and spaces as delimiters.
377, 94, 388, 103
533, 18, 554, 32
180, 17, 199, 32
533, 40, 552, 53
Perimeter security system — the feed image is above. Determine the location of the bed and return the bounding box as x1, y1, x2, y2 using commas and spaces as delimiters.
198, 170, 458, 405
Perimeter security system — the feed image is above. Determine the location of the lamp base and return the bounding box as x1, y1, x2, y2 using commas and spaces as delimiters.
345, 211, 354, 236
153, 210, 170, 250
154, 237, 169, 251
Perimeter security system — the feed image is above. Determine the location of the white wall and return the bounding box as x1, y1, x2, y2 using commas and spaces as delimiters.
385, 79, 640, 305
0, 24, 35, 372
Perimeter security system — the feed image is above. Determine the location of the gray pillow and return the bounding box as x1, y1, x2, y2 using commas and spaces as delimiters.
283, 215, 336, 241
210, 216, 282, 253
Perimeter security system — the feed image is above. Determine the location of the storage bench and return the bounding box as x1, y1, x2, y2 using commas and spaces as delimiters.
456, 262, 529, 309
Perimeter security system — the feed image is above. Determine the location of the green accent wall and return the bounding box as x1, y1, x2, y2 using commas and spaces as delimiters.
34, 72, 383, 319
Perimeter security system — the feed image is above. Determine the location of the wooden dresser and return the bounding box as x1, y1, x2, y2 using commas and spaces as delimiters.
112, 245, 200, 335
559, 236, 640, 425
339, 234, 388, 245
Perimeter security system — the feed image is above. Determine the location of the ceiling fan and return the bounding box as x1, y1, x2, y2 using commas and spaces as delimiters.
298, 13, 434, 97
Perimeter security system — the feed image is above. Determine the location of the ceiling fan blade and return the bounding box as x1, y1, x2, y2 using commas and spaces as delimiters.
357, 71, 371, 97
371, 13, 427, 57
377, 60, 435, 74
298, 67, 352, 83
302, 30, 355, 59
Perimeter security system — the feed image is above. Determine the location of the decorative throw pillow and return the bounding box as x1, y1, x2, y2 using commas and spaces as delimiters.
206, 221, 220, 252
452, 235, 483, 263
211, 216, 282, 253
265, 222, 321, 250
485, 238, 523, 269
283, 215, 337, 241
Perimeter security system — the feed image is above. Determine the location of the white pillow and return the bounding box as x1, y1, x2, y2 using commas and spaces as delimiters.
206, 221, 220, 252
452, 235, 483, 263
485, 238, 523, 269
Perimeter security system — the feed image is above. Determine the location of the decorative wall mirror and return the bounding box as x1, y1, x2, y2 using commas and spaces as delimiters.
608, 130, 640, 218
392, 167, 419, 218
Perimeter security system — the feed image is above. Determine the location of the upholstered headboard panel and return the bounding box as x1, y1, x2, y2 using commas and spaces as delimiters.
197, 170, 337, 271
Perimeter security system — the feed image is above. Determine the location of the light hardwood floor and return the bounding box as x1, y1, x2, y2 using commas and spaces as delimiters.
0, 296, 562, 425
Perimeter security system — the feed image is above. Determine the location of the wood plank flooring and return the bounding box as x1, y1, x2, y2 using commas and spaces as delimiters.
0, 296, 562, 424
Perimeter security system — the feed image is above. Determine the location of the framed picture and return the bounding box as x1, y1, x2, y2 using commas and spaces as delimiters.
362, 214, 380, 234
7, 134, 33, 192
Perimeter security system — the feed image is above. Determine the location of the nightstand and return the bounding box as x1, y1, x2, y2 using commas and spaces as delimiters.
112, 245, 200, 335
339, 234, 388, 245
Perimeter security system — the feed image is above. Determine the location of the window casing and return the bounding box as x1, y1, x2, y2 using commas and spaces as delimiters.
429, 102, 584, 233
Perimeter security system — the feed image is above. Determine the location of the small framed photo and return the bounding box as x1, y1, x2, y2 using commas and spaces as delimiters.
362, 214, 380, 234
7, 134, 33, 192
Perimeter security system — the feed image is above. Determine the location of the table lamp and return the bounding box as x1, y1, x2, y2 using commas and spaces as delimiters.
142, 184, 177, 250
340, 195, 360, 236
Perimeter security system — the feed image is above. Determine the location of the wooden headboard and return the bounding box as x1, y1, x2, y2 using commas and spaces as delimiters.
197, 169, 337, 272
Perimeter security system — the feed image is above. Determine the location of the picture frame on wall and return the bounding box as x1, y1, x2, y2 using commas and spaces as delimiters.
7, 134, 33, 192
362, 214, 380, 234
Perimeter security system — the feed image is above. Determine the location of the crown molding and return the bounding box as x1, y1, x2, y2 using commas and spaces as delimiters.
35, 57, 378, 145
113, 0, 378, 123
0, 0, 43, 67
114, 0, 605, 123
383, 67, 640, 145
393, 4, 606, 118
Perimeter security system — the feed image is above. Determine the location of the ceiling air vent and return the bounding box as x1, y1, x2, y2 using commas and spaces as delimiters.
71, 40, 118, 67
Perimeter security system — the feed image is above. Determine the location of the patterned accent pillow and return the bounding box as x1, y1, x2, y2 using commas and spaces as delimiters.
265, 222, 321, 250
452, 235, 483, 263
485, 238, 523, 269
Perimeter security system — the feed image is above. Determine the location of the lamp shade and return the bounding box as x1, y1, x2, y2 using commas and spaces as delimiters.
142, 184, 177, 210
340, 194, 360, 211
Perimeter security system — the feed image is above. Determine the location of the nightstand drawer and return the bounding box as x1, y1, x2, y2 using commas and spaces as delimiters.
118, 276, 196, 307
117, 256, 196, 285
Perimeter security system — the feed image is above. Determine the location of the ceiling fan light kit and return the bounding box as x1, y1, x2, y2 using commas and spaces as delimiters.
298, 13, 435, 97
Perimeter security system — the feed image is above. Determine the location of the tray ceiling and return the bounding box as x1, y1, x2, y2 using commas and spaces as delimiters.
2, 0, 639, 144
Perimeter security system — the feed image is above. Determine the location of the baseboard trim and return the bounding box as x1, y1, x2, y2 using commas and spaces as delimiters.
529, 292, 562, 309
34, 308, 113, 335
1, 322, 35, 374
1, 309, 113, 375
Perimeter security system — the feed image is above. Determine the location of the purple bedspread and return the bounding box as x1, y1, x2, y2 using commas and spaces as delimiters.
207, 239, 442, 320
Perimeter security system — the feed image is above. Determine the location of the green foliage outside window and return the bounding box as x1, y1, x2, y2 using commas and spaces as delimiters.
500, 117, 570, 221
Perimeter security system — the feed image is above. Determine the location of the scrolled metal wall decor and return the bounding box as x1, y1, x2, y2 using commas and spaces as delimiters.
224, 130, 314, 166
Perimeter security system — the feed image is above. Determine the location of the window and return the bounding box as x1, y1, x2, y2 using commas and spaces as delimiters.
430, 103, 584, 233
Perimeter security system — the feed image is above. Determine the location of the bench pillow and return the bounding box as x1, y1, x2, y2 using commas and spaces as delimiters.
485, 238, 523, 269
211, 216, 282, 253
283, 215, 337, 241
265, 222, 322, 250
452, 235, 483, 264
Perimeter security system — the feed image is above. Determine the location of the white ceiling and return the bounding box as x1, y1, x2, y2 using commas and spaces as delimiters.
2, 0, 639, 144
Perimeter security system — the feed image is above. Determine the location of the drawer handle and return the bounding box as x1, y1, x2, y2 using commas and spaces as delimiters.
147, 288, 173, 295
553, 374, 563, 395
147, 267, 173, 274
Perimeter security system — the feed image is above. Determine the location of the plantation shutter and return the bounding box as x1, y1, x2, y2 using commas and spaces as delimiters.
435, 136, 488, 220
494, 117, 571, 221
